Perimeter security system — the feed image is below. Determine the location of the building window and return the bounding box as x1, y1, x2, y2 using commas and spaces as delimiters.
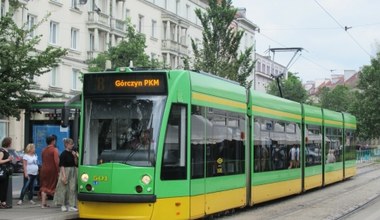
0, 119, 8, 143
1, 0, 5, 17
176, 0, 180, 14
125, 9, 130, 20
72, 68, 81, 90
50, 67, 59, 87
151, 20, 156, 38
262, 64, 265, 73
244, 33, 248, 48
186, 4, 190, 19
71, 0, 78, 9
138, 15, 144, 33
257, 61, 261, 72
49, 21, 58, 44
267, 66, 270, 74
27, 14, 36, 38
89, 33, 94, 51
71, 28, 79, 50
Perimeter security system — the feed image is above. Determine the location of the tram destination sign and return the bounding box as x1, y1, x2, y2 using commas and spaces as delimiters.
84, 72, 167, 95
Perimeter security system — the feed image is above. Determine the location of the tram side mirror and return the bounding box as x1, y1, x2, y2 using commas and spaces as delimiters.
61, 107, 70, 128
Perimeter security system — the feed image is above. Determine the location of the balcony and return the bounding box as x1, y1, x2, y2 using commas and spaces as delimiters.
87, 11, 110, 31
162, 40, 188, 55
87, 51, 101, 61
111, 18, 126, 37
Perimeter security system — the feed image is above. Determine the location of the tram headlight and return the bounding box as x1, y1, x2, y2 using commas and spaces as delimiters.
141, 175, 151, 185
81, 173, 89, 182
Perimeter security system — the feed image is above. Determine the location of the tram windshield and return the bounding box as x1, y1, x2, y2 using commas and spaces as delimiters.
82, 96, 166, 167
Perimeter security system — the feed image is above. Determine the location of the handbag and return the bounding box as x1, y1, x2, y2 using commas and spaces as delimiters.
0, 148, 13, 176
4, 163, 14, 175
0, 164, 7, 179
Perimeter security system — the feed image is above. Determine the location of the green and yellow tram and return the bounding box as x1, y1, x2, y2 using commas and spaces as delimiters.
77, 68, 357, 219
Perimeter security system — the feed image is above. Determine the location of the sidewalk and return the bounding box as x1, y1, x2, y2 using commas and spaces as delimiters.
0, 193, 78, 220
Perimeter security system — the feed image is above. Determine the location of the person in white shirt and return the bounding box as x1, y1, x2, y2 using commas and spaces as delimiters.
288, 145, 297, 169
17, 144, 39, 205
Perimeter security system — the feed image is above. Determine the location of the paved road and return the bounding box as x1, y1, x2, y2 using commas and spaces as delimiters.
344, 195, 380, 220
222, 163, 380, 220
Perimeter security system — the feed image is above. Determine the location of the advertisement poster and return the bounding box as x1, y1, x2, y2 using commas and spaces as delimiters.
32, 125, 70, 165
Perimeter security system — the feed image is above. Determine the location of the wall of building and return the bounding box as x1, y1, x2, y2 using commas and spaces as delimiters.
1, 0, 258, 148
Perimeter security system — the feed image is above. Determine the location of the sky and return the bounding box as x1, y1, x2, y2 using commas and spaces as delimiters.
232, 0, 380, 82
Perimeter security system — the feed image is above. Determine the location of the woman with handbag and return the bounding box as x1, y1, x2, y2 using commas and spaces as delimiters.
0, 137, 14, 209
17, 143, 38, 205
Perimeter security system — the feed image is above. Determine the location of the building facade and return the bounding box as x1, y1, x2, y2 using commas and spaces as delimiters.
1, 0, 258, 149
253, 53, 286, 93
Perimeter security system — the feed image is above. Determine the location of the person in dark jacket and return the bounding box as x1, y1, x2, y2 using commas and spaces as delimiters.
0, 137, 14, 209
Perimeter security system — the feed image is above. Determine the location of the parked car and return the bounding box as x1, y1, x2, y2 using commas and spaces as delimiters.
8, 149, 24, 173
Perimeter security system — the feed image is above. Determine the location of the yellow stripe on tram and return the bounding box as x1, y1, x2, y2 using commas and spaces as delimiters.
192, 92, 246, 110
345, 122, 356, 129
324, 119, 343, 126
305, 116, 322, 124
252, 106, 301, 120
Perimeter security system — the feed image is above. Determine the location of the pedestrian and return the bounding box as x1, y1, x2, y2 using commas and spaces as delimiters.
326, 149, 336, 163
295, 145, 300, 168
0, 137, 14, 209
17, 143, 38, 205
54, 138, 78, 212
288, 144, 296, 169
39, 135, 59, 208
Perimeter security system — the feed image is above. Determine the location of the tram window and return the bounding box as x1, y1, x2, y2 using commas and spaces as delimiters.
274, 122, 285, 132
191, 106, 206, 179
286, 123, 296, 133
254, 117, 301, 172
305, 125, 322, 167
161, 104, 187, 180
205, 108, 245, 177
325, 127, 343, 163
345, 129, 357, 160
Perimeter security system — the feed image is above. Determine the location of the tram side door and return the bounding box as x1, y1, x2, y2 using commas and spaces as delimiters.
190, 112, 209, 218
157, 104, 191, 218
190, 144, 206, 218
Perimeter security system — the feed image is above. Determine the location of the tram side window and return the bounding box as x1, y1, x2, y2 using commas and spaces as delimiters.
161, 104, 187, 180
345, 129, 357, 161
254, 117, 301, 172
305, 125, 322, 167
205, 108, 245, 177
325, 127, 343, 163
191, 106, 206, 179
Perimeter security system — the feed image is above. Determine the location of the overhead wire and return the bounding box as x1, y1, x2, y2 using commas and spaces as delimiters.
256, 31, 331, 74
313, 0, 372, 57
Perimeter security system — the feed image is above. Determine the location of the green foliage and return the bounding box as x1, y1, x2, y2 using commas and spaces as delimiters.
267, 73, 308, 103
191, 0, 254, 87
351, 52, 380, 140
88, 22, 159, 71
0, 2, 67, 120
317, 85, 352, 112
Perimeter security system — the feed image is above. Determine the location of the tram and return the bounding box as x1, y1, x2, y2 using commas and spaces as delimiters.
76, 68, 357, 219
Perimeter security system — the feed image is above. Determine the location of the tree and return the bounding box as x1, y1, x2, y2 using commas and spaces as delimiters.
190, 0, 255, 87
267, 72, 308, 103
317, 85, 352, 112
351, 52, 380, 140
0, 1, 67, 120
88, 22, 158, 72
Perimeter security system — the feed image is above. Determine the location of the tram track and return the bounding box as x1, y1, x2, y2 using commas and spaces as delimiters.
222, 163, 380, 220
333, 193, 380, 220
